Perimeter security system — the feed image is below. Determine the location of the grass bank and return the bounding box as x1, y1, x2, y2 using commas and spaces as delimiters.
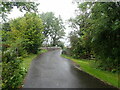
62, 54, 120, 88
22, 49, 47, 71
20, 49, 47, 87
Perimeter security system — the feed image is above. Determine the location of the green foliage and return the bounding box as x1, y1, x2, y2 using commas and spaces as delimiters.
2, 48, 27, 89
68, 2, 93, 59
1, 1, 44, 88
10, 13, 44, 54
2, 12, 45, 88
68, 2, 120, 72
90, 2, 120, 71
40, 12, 65, 46
1, 2, 39, 22
68, 31, 91, 59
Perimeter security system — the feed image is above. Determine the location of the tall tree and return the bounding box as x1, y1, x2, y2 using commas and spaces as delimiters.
90, 2, 120, 71
68, 2, 93, 59
68, 2, 120, 71
40, 12, 65, 46
9, 13, 44, 54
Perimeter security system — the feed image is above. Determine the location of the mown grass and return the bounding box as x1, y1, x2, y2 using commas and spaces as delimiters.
22, 49, 47, 70
62, 54, 120, 88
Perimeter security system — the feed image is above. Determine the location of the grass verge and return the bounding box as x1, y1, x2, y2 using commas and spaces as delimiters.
61, 54, 120, 88
20, 49, 47, 87
22, 49, 47, 71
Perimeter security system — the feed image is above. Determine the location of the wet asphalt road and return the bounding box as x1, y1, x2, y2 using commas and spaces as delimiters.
23, 49, 113, 88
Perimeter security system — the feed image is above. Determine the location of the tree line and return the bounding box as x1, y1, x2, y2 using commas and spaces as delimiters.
65, 2, 120, 72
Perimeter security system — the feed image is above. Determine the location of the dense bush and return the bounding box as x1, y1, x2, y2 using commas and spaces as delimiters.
68, 2, 120, 72
2, 48, 27, 89
90, 2, 120, 72
1, 2, 43, 89
68, 31, 91, 59
2, 13, 45, 88
10, 13, 44, 54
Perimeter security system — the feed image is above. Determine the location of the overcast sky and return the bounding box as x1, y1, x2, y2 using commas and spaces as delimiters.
8, 0, 77, 46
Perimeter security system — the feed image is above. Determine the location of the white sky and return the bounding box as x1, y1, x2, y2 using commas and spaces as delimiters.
7, 0, 77, 46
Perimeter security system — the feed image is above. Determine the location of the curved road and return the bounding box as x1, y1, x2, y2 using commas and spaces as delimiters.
23, 49, 114, 88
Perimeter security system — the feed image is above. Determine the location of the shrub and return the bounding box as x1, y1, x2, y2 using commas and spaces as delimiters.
2, 49, 27, 89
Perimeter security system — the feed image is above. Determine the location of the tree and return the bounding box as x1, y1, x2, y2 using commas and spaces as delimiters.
90, 2, 120, 71
1, 2, 43, 88
9, 13, 44, 54
2, 12, 45, 88
68, 31, 88, 59
40, 12, 65, 46
68, 2, 120, 71
1, 2, 39, 21
68, 2, 93, 59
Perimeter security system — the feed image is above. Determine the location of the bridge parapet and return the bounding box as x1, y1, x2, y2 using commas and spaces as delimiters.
40, 47, 61, 51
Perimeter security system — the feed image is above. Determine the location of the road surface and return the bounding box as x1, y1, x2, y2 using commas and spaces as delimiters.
23, 49, 114, 88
